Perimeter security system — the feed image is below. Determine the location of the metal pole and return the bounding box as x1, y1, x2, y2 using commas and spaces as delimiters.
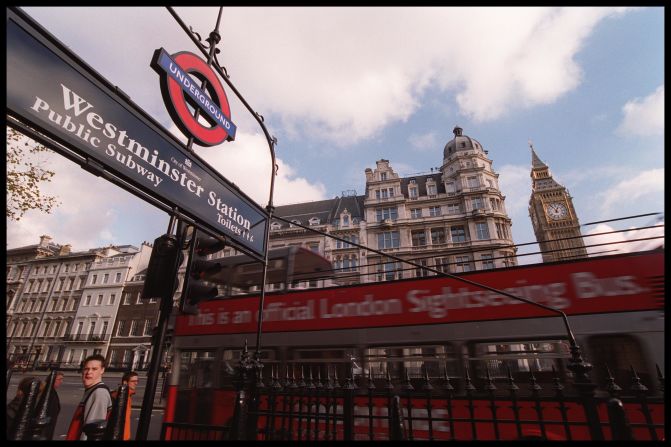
135, 213, 182, 440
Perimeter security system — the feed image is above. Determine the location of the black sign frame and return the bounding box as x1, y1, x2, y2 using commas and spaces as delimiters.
6, 8, 267, 260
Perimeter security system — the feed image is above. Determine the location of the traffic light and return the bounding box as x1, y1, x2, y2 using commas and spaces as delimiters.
142, 234, 181, 300
180, 229, 226, 315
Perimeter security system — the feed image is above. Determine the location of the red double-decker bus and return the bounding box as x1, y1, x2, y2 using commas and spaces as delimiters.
161, 249, 664, 440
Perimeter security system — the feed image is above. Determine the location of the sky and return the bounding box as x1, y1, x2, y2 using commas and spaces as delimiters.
7, 7, 664, 264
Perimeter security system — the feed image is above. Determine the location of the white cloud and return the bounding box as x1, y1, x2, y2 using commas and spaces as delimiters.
597, 168, 664, 214
192, 129, 327, 206
24, 6, 631, 145
585, 220, 664, 255
617, 85, 665, 136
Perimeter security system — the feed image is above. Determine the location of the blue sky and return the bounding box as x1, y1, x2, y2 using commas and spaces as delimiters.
8, 7, 664, 264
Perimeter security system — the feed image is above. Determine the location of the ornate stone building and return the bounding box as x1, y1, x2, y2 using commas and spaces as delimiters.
528, 144, 588, 263
267, 126, 517, 286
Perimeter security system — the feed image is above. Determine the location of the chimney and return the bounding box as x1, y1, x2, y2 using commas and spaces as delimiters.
39, 235, 53, 247
59, 244, 72, 256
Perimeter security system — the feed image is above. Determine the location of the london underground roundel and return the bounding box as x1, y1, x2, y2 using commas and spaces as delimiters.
151, 48, 237, 146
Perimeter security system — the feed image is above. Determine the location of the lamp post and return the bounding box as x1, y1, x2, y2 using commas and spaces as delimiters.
167, 6, 278, 367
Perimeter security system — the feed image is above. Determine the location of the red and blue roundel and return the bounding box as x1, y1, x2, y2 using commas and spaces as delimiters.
151, 48, 237, 147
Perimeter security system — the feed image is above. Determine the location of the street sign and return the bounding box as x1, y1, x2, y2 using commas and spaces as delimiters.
6, 9, 267, 257
151, 48, 237, 146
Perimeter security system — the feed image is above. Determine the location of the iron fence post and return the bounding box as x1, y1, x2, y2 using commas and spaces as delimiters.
342, 365, 357, 440
566, 344, 603, 440
30, 368, 57, 440
606, 398, 634, 440
104, 383, 128, 440
10, 378, 40, 440
82, 419, 107, 441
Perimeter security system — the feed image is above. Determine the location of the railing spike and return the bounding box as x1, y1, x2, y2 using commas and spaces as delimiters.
529, 370, 542, 392
630, 364, 648, 393
464, 366, 476, 391
485, 366, 497, 392
604, 364, 622, 395
655, 363, 664, 392
506, 364, 519, 391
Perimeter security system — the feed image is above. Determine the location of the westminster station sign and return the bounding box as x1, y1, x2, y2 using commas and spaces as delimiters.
6, 9, 267, 257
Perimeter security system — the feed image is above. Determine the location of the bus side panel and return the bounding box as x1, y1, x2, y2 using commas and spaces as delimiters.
210, 389, 237, 426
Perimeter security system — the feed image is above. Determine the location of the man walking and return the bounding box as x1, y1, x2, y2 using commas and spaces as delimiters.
111, 371, 139, 440
66, 354, 112, 440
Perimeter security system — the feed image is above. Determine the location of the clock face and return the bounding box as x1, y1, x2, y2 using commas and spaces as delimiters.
546, 202, 568, 220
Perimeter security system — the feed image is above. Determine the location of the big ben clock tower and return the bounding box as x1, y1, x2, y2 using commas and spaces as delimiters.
528, 142, 588, 263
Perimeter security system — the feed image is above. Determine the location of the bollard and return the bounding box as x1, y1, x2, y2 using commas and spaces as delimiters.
30, 369, 57, 440
104, 383, 129, 440
82, 419, 107, 441
10, 378, 41, 440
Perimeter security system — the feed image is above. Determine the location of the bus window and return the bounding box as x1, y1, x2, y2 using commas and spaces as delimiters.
179, 350, 216, 389
363, 344, 459, 382
587, 334, 653, 392
219, 349, 277, 388
469, 340, 570, 385
289, 348, 355, 382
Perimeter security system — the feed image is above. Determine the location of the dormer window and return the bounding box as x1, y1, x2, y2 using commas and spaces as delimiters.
381, 172, 388, 181
309, 217, 321, 226
271, 222, 282, 230
290, 219, 301, 228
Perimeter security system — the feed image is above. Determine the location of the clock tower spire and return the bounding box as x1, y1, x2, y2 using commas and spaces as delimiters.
528, 143, 587, 262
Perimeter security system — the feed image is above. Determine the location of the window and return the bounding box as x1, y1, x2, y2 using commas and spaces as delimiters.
408, 187, 418, 199
51, 265, 57, 274
380, 172, 388, 181
377, 231, 400, 249
489, 198, 499, 211
308, 243, 319, 253
135, 292, 142, 305
96, 294, 103, 305
91, 274, 98, 285
76, 322, 83, 336
446, 182, 456, 194
103, 273, 109, 284
65, 278, 73, 291
411, 230, 427, 247
61, 299, 68, 312
144, 319, 154, 336
431, 228, 446, 245
42, 280, 49, 292
375, 188, 394, 199
342, 215, 349, 226
376, 207, 398, 221
270, 222, 282, 230
109, 294, 116, 305
309, 217, 320, 226
377, 262, 402, 281
115, 272, 122, 283
116, 320, 126, 337
123, 292, 132, 305
85, 295, 92, 306
64, 264, 69, 273
53, 321, 61, 337
471, 196, 484, 210
51, 298, 58, 312
427, 184, 437, 196
364, 345, 458, 380
42, 321, 51, 337
89, 322, 96, 337
496, 222, 510, 240
410, 208, 422, 219
481, 254, 494, 270
451, 226, 467, 243
471, 340, 570, 380
429, 206, 441, 217
486, 179, 494, 188
415, 259, 429, 278
455, 256, 472, 272
476, 222, 490, 240
467, 176, 479, 188
131, 320, 141, 336
435, 257, 450, 274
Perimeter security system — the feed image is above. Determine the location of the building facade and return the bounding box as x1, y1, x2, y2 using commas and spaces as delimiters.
267, 126, 517, 286
64, 244, 152, 367
7, 238, 100, 367
528, 144, 588, 263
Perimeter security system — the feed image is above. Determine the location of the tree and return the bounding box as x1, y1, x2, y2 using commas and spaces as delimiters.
7, 127, 60, 221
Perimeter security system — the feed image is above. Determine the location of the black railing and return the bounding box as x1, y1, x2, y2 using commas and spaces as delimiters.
220, 359, 664, 441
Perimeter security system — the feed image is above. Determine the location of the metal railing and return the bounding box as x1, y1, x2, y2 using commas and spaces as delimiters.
223, 357, 664, 441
